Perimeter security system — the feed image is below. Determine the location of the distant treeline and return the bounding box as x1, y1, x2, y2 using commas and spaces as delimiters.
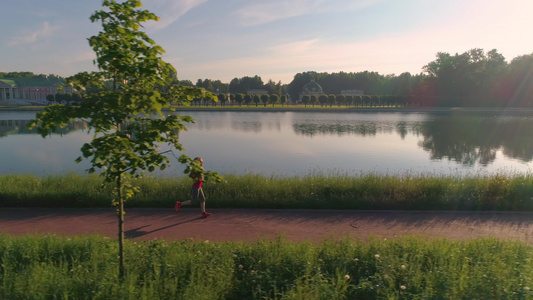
199, 48, 533, 108
3, 48, 532, 107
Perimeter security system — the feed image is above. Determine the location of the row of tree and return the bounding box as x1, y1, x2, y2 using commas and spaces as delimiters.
43, 91, 411, 108
4, 48, 533, 107
288, 49, 533, 107
0, 72, 54, 79
191, 93, 409, 108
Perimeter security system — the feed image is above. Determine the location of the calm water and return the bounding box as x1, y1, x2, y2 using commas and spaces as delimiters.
1, 110, 533, 177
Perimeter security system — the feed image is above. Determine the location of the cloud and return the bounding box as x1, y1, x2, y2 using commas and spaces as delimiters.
233, 0, 379, 26
233, 0, 325, 26
144, 0, 208, 30
173, 0, 533, 84
8, 21, 58, 47
62, 50, 96, 64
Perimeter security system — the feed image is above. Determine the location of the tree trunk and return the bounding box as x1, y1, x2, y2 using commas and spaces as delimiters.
117, 174, 125, 279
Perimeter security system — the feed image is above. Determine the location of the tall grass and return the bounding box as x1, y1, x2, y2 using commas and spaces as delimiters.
2, 173, 533, 211
1, 235, 532, 299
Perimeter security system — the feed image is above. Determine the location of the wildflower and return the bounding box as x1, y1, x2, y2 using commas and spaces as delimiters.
238, 264, 244, 270
344, 274, 350, 280
525, 286, 531, 291
204, 240, 209, 243
354, 258, 359, 262
375, 254, 380, 259
401, 265, 406, 270
400, 285, 406, 290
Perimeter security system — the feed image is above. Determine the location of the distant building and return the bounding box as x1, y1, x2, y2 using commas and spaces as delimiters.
299, 79, 323, 101
0, 76, 73, 105
247, 89, 268, 95
340, 89, 364, 96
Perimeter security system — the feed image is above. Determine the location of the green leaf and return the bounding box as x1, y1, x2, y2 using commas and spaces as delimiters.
28, 0, 221, 214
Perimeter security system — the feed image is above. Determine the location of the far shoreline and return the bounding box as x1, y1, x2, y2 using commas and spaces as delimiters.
2, 105, 533, 114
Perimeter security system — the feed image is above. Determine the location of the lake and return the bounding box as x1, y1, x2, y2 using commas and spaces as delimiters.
1, 109, 533, 177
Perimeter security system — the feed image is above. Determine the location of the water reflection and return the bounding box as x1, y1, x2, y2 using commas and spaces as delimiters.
419, 114, 533, 165
233, 121, 262, 133
0, 119, 86, 137
293, 122, 379, 136
1, 111, 533, 176
289, 112, 533, 166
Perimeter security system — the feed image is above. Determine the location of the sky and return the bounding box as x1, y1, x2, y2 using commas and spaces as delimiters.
2, 0, 533, 84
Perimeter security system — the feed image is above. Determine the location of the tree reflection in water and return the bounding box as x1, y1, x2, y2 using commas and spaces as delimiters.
419, 114, 533, 166
292, 112, 533, 166
0, 119, 87, 137
3, 111, 533, 169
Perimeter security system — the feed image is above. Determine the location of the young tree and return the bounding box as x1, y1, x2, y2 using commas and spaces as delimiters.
336, 94, 345, 107
318, 94, 328, 107
217, 93, 227, 106
355, 95, 363, 107
29, 0, 218, 279
235, 93, 244, 106
269, 94, 279, 107
253, 94, 261, 107
280, 94, 287, 107
244, 94, 253, 106
301, 95, 310, 107
260, 94, 269, 107
310, 95, 318, 107
345, 95, 353, 107
327, 94, 336, 107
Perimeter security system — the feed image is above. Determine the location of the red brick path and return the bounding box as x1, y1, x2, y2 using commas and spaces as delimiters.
1, 208, 533, 243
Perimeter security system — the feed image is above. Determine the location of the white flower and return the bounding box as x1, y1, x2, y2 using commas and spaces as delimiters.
401, 265, 406, 270
400, 285, 406, 290
374, 254, 380, 259
354, 258, 359, 262
238, 264, 243, 270
525, 286, 531, 291
344, 274, 350, 280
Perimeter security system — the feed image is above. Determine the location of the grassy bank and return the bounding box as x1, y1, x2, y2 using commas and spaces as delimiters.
1, 234, 531, 299
1, 173, 533, 211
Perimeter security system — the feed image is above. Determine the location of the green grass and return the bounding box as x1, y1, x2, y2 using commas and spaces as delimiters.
1, 234, 532, 299
2, 173, 533, 211
172, 104, 409, 111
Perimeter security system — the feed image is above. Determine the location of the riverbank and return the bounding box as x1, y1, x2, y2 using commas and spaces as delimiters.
2, 173, 533, 211
2, 104, 533, 114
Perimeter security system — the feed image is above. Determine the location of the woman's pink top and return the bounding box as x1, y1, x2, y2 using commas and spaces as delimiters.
191, 175, 203, 188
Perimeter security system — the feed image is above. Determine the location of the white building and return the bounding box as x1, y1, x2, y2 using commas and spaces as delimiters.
0, 77, 73, 105
340, 89, 364, 96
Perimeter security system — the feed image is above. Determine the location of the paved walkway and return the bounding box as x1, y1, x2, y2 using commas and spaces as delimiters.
1, 208, 533, 243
